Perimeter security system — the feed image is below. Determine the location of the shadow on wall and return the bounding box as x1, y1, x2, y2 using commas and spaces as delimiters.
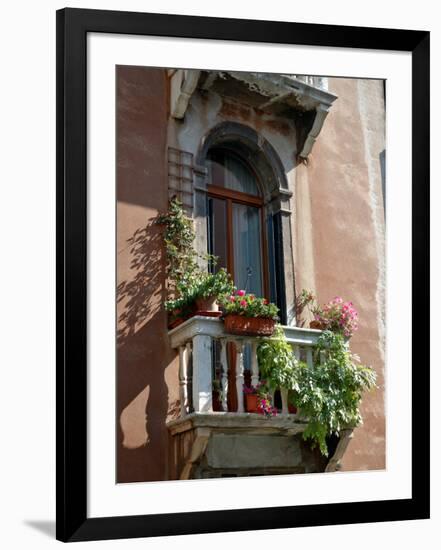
116, 219, 175, 483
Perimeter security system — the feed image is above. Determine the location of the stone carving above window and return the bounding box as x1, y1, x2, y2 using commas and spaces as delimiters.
169, 69, 338, 158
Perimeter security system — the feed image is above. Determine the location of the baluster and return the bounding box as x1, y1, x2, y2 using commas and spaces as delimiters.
192, 334, 213, 413
292, 344, 300, 361
306, 347, 313, 369
280, 387, 289, 415
250, 340, 259, 388
235, 341, 245, 413
179, 345, 189, 417
220, 339, 228, 412
186, 342, 192, 410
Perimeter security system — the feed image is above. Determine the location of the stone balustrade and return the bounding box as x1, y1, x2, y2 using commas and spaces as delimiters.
168, 316, 322, 418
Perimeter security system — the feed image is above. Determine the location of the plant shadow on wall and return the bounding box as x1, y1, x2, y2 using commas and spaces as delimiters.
116, 220, 175, 483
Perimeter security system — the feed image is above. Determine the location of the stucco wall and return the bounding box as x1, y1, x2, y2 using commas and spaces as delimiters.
294, 77, 386, 471
116, 66, 178, 483
116, 67, 386, 481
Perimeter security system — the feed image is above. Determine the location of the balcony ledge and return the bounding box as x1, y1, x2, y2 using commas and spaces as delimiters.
167, 411, 308, 437
168, 315, 322, 349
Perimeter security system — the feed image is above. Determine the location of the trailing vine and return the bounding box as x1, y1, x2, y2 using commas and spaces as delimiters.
157, 198, 234, 313
256, 325, 299, 392
156, 197, 199, 300
291, 331, 377, 456
257, 327, 377, 456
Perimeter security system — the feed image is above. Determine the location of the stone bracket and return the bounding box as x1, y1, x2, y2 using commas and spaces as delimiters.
325, 429, 354, 472
170, 69, 201, 119
179, 427, 211, 480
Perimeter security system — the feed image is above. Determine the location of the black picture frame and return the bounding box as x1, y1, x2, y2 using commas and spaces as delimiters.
56, 7, 430, 542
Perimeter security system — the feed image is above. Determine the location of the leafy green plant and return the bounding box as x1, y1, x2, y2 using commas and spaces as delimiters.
157, 198, 200, 299
158, 198, 232, 313
192, 268, 234, 301
219, 290, 279, 319
256, 325, 299, 391
291, 330, 377, 455
295, 289, 359, 338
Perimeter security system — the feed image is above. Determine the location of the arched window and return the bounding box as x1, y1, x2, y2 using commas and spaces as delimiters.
194, 122, 294, 326
206, 148, 268, 299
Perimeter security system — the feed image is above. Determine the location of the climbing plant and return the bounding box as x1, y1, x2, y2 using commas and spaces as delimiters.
156, 197, 199, 300
157, 198, 233, 313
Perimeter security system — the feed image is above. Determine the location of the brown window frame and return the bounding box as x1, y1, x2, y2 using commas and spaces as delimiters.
207, 185, 269, 300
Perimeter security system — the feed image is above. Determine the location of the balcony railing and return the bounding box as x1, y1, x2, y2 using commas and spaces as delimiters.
284, 74, 328, 91
168, 316, 322, 418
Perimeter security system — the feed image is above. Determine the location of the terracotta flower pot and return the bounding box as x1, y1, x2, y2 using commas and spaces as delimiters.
223, 314, 276, 337
245, 393, 259, 413
195, 295, 219, 313
168, 317, 184, 330
309, 320, 325, 330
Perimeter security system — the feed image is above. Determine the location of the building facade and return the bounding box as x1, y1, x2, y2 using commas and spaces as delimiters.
116, 66, 386, 483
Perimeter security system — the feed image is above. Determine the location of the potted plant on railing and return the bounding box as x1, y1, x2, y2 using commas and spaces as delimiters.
165, 295, 195, 329
219, 290, 279, 337
311, 296, 359, 338
296, 289, 359, 338
158, 198, 234, 327
243, 381, 277, 416
192, 268, 234, 315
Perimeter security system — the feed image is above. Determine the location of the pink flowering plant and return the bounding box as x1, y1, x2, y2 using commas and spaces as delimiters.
296, 289, 359, 338
313, 296, 359, 338
243, 381, 277, 417
219, 290, 279, 319
258, 397, 278, 417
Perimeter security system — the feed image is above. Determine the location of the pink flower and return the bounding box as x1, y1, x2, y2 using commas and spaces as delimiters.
236, 290, 246, 296
228, 295, 235, 302
240, 300, 247, 307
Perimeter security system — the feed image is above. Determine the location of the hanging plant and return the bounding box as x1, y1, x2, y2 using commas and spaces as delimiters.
291, 330, 377, 456
256, 325, 299, 392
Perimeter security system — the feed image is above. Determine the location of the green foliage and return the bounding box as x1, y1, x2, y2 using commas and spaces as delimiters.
257, 328, 377, 456
158, 198, 233, 312
157, 198, 199, 298
219, 291, 279, 319
192, 268, 234, 301
291, 330, 377, 456
256, 325, 299, 391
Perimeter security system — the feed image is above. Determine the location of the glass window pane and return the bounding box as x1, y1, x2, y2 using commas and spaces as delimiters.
207, 197, 228, 271
232, 203, 263, 296
207, 149, 260, 196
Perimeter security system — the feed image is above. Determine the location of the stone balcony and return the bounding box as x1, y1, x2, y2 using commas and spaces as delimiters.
167, 315, 322, 417
166, 316, 353, 479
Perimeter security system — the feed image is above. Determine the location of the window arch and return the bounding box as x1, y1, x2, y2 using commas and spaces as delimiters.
207, 148, 261, 197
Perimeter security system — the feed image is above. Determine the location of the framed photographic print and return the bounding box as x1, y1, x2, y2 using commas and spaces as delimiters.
56, 7, 430, 542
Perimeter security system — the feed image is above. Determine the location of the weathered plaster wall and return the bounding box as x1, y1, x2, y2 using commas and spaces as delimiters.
116, 66, 179, 483
293, 78, 386, 471
168, 85, 299, 319
116, 68, 386, 481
